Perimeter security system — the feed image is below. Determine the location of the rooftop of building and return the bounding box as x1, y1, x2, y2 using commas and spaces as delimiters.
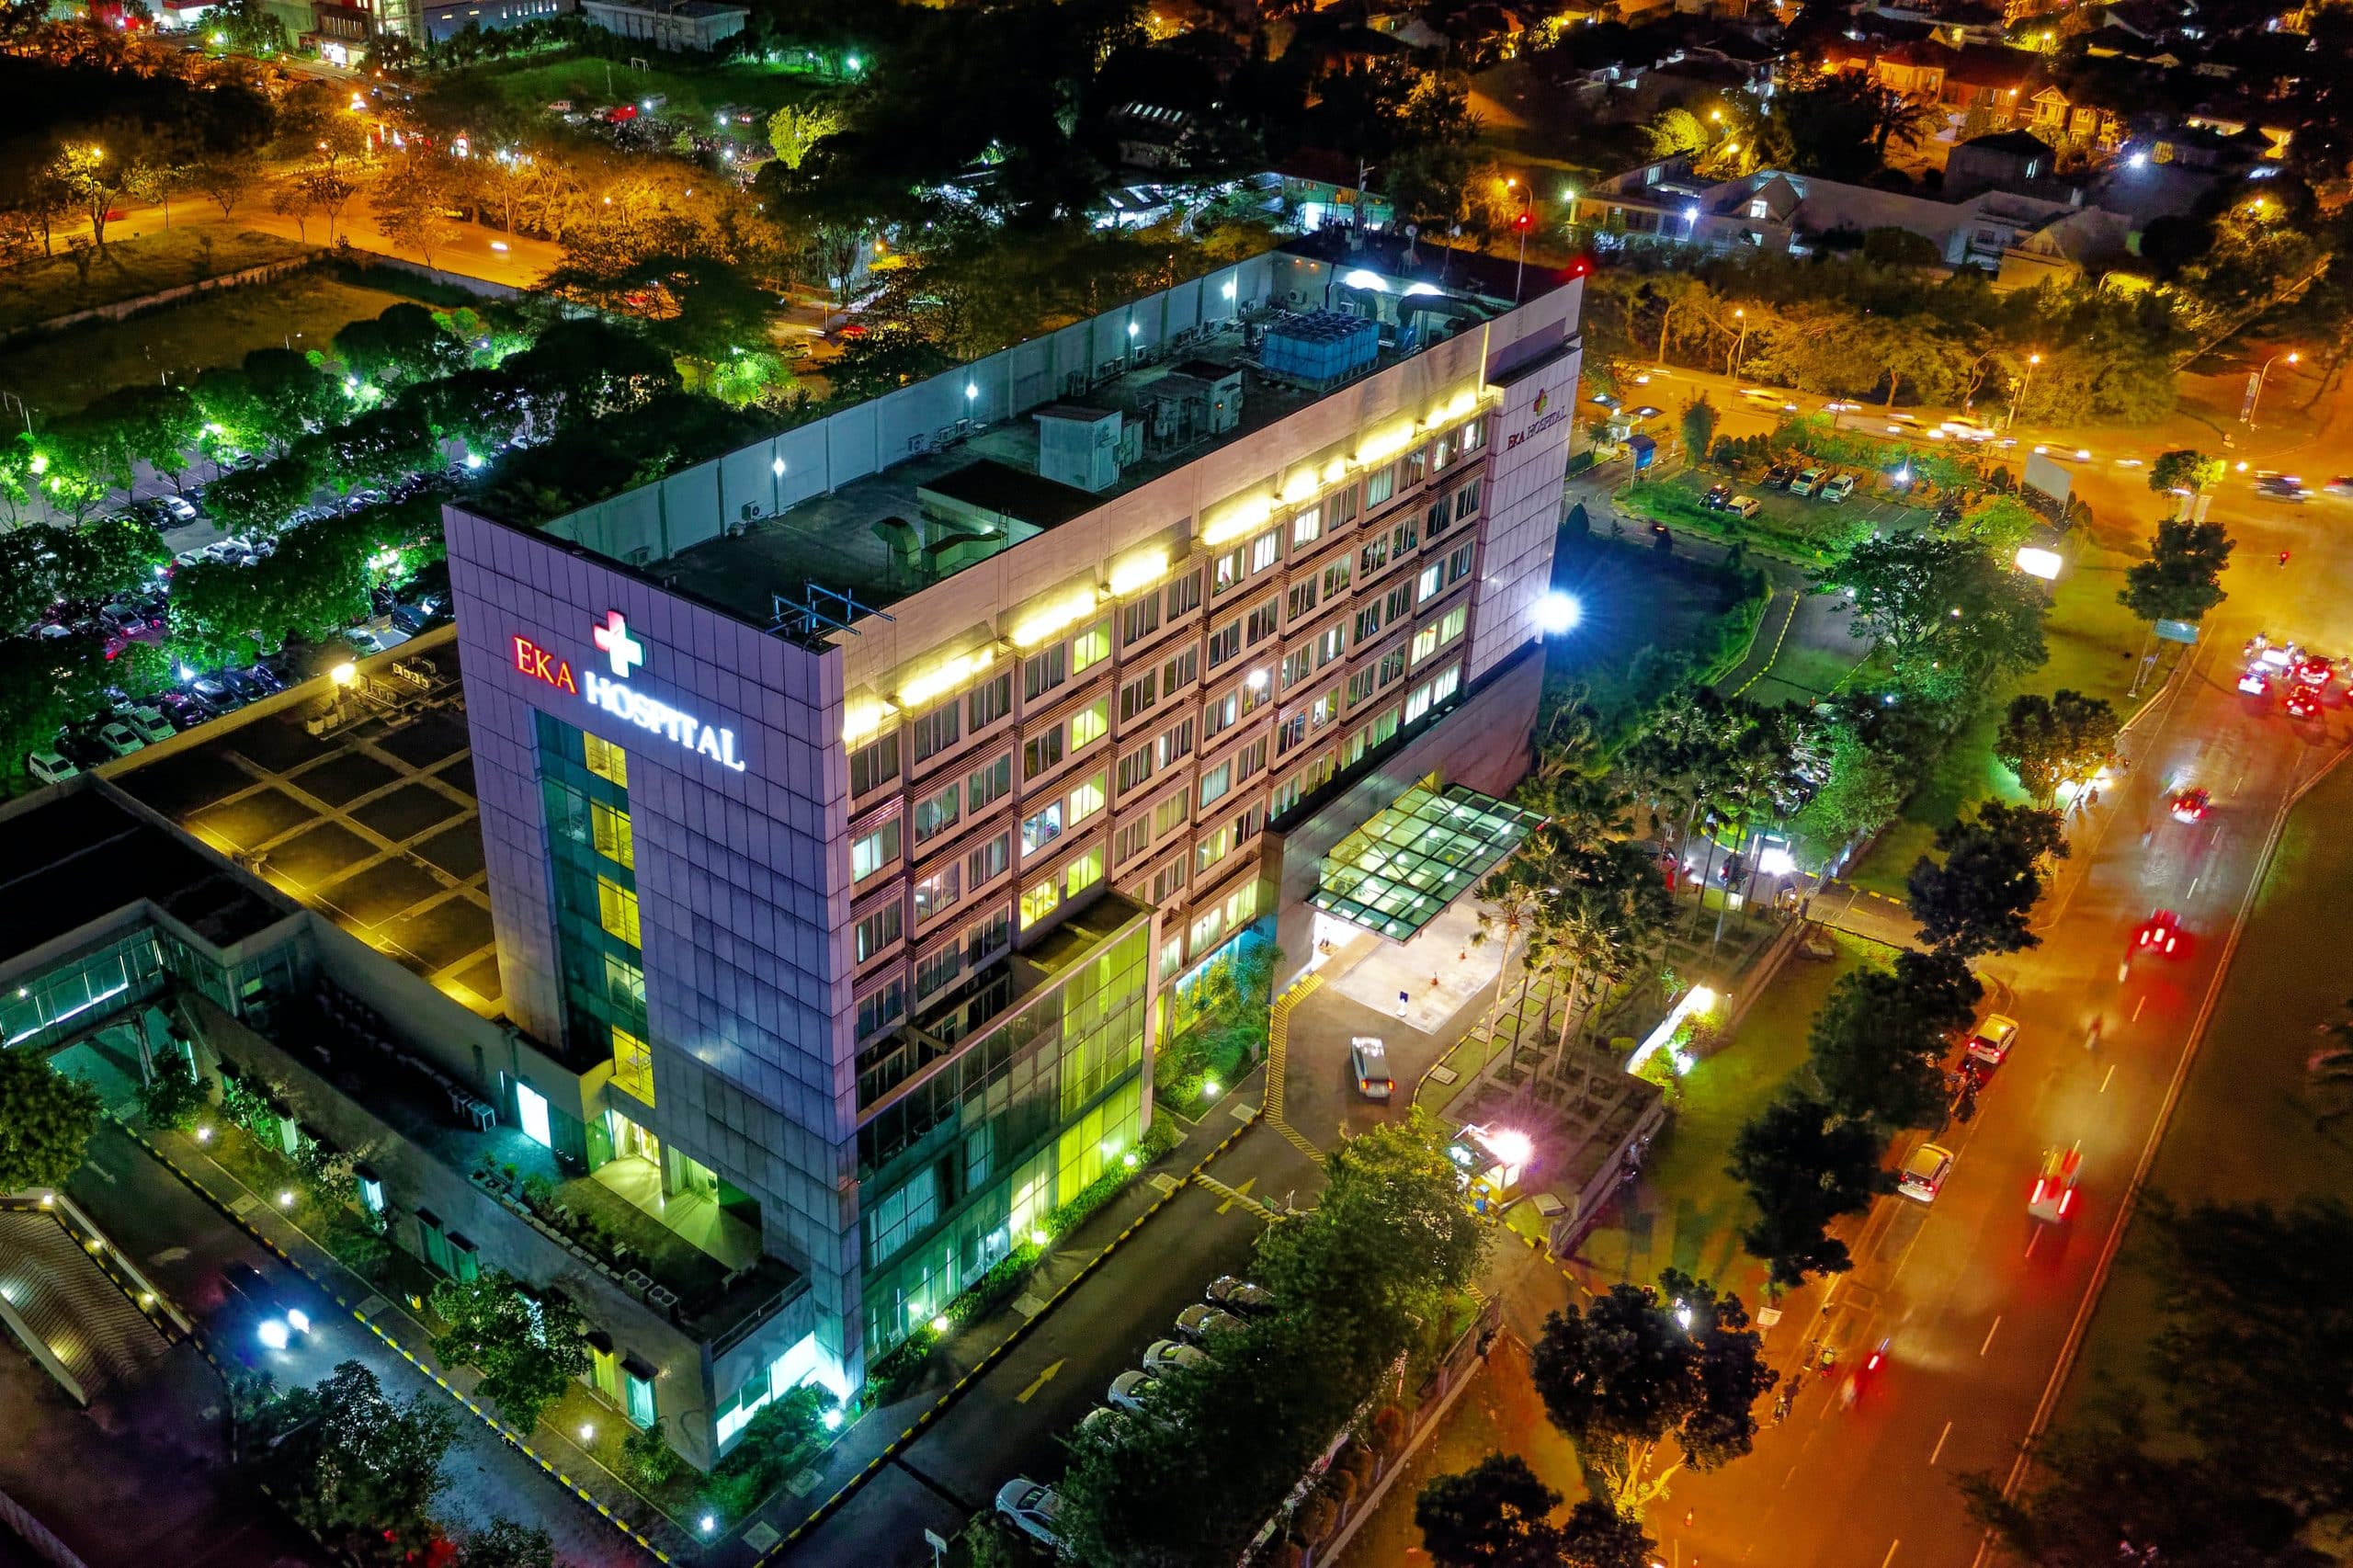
515, 233, 1555, 645
0, 785, 297, 971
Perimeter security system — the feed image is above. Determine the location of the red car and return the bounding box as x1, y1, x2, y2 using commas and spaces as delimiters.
2136, 909, 2184, 955
2169, 788, 2210, 823
2293, 653, 2335, 688
2287, 686, 2323, 720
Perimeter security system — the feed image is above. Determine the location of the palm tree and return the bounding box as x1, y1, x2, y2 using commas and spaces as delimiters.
1474, 826, 1579, 1074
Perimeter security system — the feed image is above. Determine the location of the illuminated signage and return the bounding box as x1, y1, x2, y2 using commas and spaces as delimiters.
512, 612, 747, 773
1505, 386, 1568, 452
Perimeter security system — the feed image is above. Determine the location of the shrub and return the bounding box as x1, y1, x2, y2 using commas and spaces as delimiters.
324, 1212, 392, 1282
704, 1385, 831, 1519
1324, 1467, 1359, 1513
138, 1063, 207, 1131
1370, 1405, 1406, 1456
620, 1419, 681, 1490
1293, 1494, 1338, 1545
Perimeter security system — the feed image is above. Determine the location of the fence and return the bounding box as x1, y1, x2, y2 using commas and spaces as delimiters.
1, 256, 320, 345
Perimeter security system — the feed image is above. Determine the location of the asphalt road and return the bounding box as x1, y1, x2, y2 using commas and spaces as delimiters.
65, 1122, 653, 1568
1659, 506, 2349, 1566
777, 1123, 1322, 1567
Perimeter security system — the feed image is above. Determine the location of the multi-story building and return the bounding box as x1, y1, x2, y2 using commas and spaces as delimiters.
443, 236, 1584, 1407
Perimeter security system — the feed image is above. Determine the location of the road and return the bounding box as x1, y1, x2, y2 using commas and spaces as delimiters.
775, 1124, 1320, 1568
65, 1121, 654, 1568
1658, 493, 2349, 1567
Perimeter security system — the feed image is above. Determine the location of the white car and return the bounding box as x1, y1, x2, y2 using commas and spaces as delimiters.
97, 722, 146, 758
125, 707, 175, 745
1898, 1142, 1955, 1203
27, 749, 78, 786
1965, 1015, 2019, 1065
1142, 1338, 1208, 1377
1728, 494, 1762, 520
995, 1478, 1064, 1547
1108, 1369, 1161, 1413
1819, 473, 1857, 503
1174, 1304, 1247, 1344
1790, 468, 1825, 497
1350, 1036, 1393, 1100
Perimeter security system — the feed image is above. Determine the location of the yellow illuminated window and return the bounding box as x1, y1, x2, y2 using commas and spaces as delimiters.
1070, 698, 1108, 749
611, 1026, 654, 1106
585, 733, 629, 787
591, 801, 635, 869
1019, 878, 1061, 929
597, 876, 641, 947
1069, 770, 1106, 826
1072, 619, 1111, 674
1063, 847, 1103, 898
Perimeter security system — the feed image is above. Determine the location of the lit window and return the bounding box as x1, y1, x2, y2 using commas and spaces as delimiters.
591, 801, 634, 869
1022, 803, 1063, 856
611, 1028, 654, 1106
1072, 619, 1111, 675
1069, 771, 1106, 825
1063, 847, 1104, 897
1071, 698, 1108, 749
1019, 878, 1061, 928
851, 822, 901, 882
584, 733, 628, 786
596, 876, 641, 946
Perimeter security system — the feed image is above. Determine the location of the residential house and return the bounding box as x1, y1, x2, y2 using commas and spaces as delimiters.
1944, 128, 2056, 197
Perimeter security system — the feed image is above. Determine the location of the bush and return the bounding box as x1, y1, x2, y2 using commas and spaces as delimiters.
324, 1212, 392, 1282
138, 1062, 207, 1131
704, 1385, 830, 1520
1294, 1494, 1339, 1545
620, 1419, 681, 1490
1370, 1406, 1406, 1456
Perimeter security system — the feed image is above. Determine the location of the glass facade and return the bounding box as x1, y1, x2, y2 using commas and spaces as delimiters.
536, 712, 652, 1106
858, 922, 1151, 1353
0, 920, 301, 1052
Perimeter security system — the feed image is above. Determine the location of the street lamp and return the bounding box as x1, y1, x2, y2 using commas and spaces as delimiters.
1509, 179, 1536, 302
1729, 307, 1748, 375
2248, 350, 2299, 428
2006, 351, 2041, 431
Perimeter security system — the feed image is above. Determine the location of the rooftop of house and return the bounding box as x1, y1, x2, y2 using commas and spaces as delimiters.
0, 785, 297, 972
1960, 129, 2060, 158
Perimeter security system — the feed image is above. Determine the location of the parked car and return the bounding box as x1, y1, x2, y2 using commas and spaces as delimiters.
219, 1260, 312, 1349
1819, 473, 1857, 503
390, 602, 440, 635
221, 669, 269, 704
1790, 468, 1826, 497
155, 692, 209, 731
189, 676, 243, 713
1175, 1304, 1248, 1344
1142, 1339, 1208, 1377
243, 663, 287, 695
1964, 1014, 2020, 1066
26, 749, 78, 786
1897, 1142, 1955, 1203
1763, 463, 1797, 490
345, 629, 388, 656
124, 707, 175, 745
1107, 1370, 1161, 1414
1700, 483, 1733, 511
1728, 494, 1762, 520
995, 1479, 1064, 1549
1206, 1276, 1278, 1317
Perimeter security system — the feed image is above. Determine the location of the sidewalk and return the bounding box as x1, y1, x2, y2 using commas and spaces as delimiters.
740, 1074, 1269, 1565
119, 1112, 697, 1565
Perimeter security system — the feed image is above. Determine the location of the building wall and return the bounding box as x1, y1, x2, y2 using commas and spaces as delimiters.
445, 509, 864, 1393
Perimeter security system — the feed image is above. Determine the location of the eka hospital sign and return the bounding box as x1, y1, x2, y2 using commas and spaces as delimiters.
511, 610, 748, 773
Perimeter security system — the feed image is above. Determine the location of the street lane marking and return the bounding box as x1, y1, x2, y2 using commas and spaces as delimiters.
2024, 1226, 2041, 1258
1930, 1420, 1953, 1466
1014, 1359, 1065, 1404
1980, 1316, 2002, 1357
1214, 1176, 1256, 1214
2133, 995, 2147, 1021
2101, 1063, 2117, 1094
1881, 1539, 1902, 1568
2188, 872, 2203, 899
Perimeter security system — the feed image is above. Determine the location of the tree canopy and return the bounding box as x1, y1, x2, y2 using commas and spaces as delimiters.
1906, 801, 2069, 959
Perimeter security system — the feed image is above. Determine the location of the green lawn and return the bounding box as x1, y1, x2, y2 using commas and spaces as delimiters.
1617, 468, 1894, 565
1572, 930, 1881, 1299
0, 224, 315, 339
458, 54, 825, 123
1547, 527, 1769, 737
1845, 540, 2160, 895
1, 268, 413, 420
2063, 759, 2353, 1420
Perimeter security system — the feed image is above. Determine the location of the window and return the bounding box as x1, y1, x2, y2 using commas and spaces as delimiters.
1354, 602, 1383, 642
1025, 649, 1070, 706
1287, 580, 1318, 620
1019, 878, 1061, 929
855, 903, 903, 963
1281, 648, 1313, 689
1461, 418, 1484, 454
969, 673, 1013, 731
1432, 663, 1461, 703
1380, 649, 1407, 688
603, 952, 644, 1011
1314, 625, 1346, 668
1114, 817, 1151, 864
1072, 619, 1111, 675
1404, 448, 1427, 486
1392, 517, 1419, 555
1160, 932, 1187, 979
857, 977, 905, 1039
1433, 433, 1456, 471
1069, 771, 1106, 825
1162, 646, 1198, 692
850, 732, 900, 796
852, 822, 901, 882
1116, 742, 1154, 793
1195, 822, 1233, 874
1203, 689, 1239, 738
915, 945, 964, 1001
1021, 803, 1063, 856
611, 1028, 654, 1105
1277, 710, 1307, 756
1447, 542, 1474, 585
1387, 582, 1413, 621
1024, 727, 1064, 779
1154, 861, 1188, 904
1331, 487, 1359, 527
1412, 623, 1441, 664
1206, 619, 1241, 669
1240, 671, 1273, 717
591, 801, 634, 869
1234, 736, 1267, 783
967, 753, 1012, 812
1310, 691, 1338, 730
584, 733, 628, 787
1440, 606, 1468, 645
1417, 562, 1443, 604
1211, 547, 1245, 596
913, 864, 961, 925
1156, 718, 1195, 767
1455, 479, 1482, 518
909, 703, 960, 764
1245, 597, 1280, 646
1322, 558, 1352, 598
1071, 699, 1109, 749
965, 906, 1012, 965
1250, 529, 1280, 574
1120, 670, 1158, 722
1121, 594, 1162, 646
1427, 499, 1450, 539
912, 782, 960, 844
1365, 466, 1395, 506
1291, 506, 1322, 546
1359, 535, 1391, 575
1200, 759, 1233, 808
967, 831, 1010, 886
1063, 847, 1104, 898
1407, 679, 1438, 723
1152, 789, 1192, 838
597, 875, 640, 946
1269, 774, 1304, 819
1165, 570, 1202, 619
1347, 667, 1377, 706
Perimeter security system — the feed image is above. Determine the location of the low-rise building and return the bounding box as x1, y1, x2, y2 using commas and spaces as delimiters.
576, 0, 745, 51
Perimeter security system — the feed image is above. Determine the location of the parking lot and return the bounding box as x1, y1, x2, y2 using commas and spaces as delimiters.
112, 652, 504, 1016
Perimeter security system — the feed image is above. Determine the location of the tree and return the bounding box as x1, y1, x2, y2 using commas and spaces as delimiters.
49, 140, 134, 251
1530, 1269, 1774, 1516
1950, 493, 2038, 557
1907, 801, 2068, 958
1788, 717, 1905, 865
1994, 689, 2119, 806
1727, 1091, 1890, 1288
371, 159, 459, 272
1814, 534, 2047, 697
765, 102, 841, 173
1558, 1501, 1657, 1568
1417, 1453, 1564, 1568
428, 1269, 589, 1434
292, 164, 358, 244
1807, 950, 1983, 1129
2148, 449, 2225, 496
335, 303, 464, 387
457, 1518, 558, 1568
258, 1359, 457, 1558
201, 453, 320, 536
0, 1050, 102, 1189
1680, 394, 1718, 462
2120, 517, 2234, 627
